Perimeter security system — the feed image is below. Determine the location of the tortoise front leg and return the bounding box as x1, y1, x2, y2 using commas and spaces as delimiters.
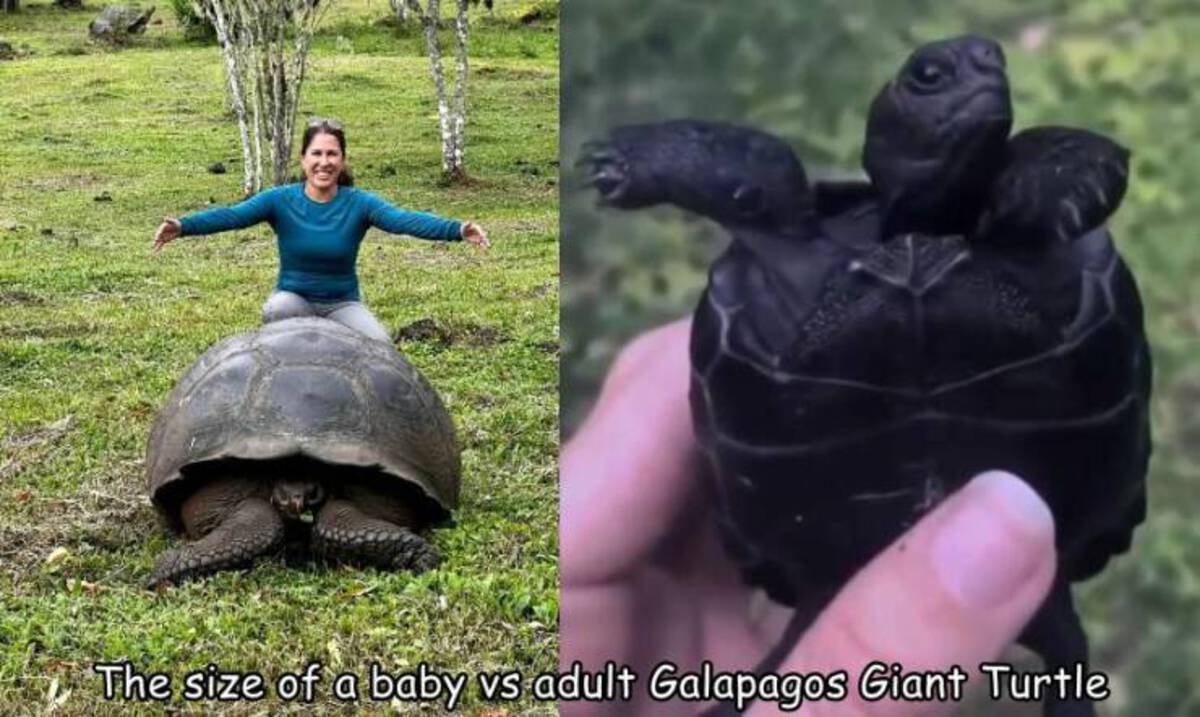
1018, 580, 1096, 717
312, 499, 440, 573
581, 120, 814, 234
146, 498, 285, 588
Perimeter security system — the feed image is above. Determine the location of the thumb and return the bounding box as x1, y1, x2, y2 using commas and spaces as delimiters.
761, 471, 1056, 717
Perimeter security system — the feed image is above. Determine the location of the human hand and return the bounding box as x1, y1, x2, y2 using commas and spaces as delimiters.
561, 319, 1057, 716
153, 217, 182, 253
462, 221, 490, 249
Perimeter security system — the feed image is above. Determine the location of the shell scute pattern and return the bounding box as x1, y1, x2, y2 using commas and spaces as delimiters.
694, 221, 1147, 597
146, 318, 460, 531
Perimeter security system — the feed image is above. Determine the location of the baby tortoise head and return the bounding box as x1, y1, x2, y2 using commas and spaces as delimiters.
864, 35, 1013, 236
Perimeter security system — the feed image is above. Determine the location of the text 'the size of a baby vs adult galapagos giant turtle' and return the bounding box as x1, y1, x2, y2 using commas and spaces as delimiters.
145, 318, 460, 588
582, 35, 1150, 717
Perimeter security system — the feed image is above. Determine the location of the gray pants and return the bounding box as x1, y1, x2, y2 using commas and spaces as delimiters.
262, 290, 391, 343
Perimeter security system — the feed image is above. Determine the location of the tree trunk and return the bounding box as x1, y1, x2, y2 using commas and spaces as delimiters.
202, 0, 257, 194
199, 0, 322, 192
409, 0, 470, 183
1, 0, 19, 13
412, 0, 456, 180
449, 0, 468, 182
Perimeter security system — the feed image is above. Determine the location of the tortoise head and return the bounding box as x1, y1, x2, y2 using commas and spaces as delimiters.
863, 35, 1012, 237
271, 478, 326, 520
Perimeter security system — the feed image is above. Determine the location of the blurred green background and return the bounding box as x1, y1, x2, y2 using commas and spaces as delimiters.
561, 0, 1200, 713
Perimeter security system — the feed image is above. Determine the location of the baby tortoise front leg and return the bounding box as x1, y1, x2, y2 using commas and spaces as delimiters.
312, 486, 439, 573
1019, 580, 1096, 717
147, 481, 285, 588
582, 119, 815, 234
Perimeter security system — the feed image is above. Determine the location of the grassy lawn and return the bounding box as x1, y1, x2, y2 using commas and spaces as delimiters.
0, 0, 558, 713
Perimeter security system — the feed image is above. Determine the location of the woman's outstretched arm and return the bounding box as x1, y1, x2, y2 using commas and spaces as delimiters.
153, 189, 278, 251
362, 192, 490, 247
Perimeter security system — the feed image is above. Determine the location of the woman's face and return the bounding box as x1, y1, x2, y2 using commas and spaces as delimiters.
301, 132, 345, 191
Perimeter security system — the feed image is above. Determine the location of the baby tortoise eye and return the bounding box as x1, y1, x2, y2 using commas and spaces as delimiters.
907, 57, 955, 91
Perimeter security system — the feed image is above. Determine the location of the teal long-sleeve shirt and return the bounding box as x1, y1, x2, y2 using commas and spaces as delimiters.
179, 183, 463, 302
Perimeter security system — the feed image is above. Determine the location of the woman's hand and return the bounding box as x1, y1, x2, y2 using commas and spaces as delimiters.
153, 217, 182, 253
462, 221, 490, 249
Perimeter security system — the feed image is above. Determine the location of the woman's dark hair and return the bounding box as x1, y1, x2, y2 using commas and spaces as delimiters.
300, 120, 355, 187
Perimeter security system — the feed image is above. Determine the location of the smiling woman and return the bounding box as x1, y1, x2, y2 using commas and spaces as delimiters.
150, 118, 493, 343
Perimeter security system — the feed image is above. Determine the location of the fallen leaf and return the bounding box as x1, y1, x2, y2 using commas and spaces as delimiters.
45, 677, 70, 711
326, 637, 343, 669
347, 583, 377, 599
47, 416, 73, 433
44, 547, 70, 569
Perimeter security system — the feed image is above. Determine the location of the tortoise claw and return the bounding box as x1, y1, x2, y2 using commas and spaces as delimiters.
312, 499, 441, 574
579, 147, 631, 204
578, 142, 630, 196
590, 169, 629, 202
145, 549, 184, 589
407, 545, 441, 574
143, 498, 285, 588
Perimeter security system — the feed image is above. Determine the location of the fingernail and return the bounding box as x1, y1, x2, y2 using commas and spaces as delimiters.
932, 471, 1054, 608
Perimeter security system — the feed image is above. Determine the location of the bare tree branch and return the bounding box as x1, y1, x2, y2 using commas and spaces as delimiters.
198, 0, 326, 192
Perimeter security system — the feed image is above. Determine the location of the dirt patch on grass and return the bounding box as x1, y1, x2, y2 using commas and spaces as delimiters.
0, 418, 152, 581
0, 455, 152, 583
1, 415, 75, 461
475, 65, 554, 81
394, 317, 509, 349
469, 393, 498, 409
0, 290, 45, 306
0, 322, 95, 340
509, 281, 555, 300
25, 173, 102, 192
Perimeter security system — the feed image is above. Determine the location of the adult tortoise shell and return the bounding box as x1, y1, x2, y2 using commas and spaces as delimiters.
583, 35, 1150, 717
145, 317, 460, 585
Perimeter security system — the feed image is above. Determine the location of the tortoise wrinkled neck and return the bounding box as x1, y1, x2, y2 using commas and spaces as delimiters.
864, 35, 1013, 238
865, 89, 1011, 238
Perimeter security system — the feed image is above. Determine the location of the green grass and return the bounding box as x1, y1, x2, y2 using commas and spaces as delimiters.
0, 0, 558, 713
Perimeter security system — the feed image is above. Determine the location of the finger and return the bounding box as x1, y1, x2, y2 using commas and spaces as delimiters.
561, 319, 699, 586
757, 471, 1055, 716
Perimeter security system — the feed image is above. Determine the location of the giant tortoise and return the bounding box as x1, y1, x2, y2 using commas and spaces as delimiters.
145, 317, 460, 587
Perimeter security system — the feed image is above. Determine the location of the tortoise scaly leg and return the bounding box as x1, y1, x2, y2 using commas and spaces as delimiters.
1018, 580, 1096, 717
312, 499, 439, 573
146, 498, 285, 588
